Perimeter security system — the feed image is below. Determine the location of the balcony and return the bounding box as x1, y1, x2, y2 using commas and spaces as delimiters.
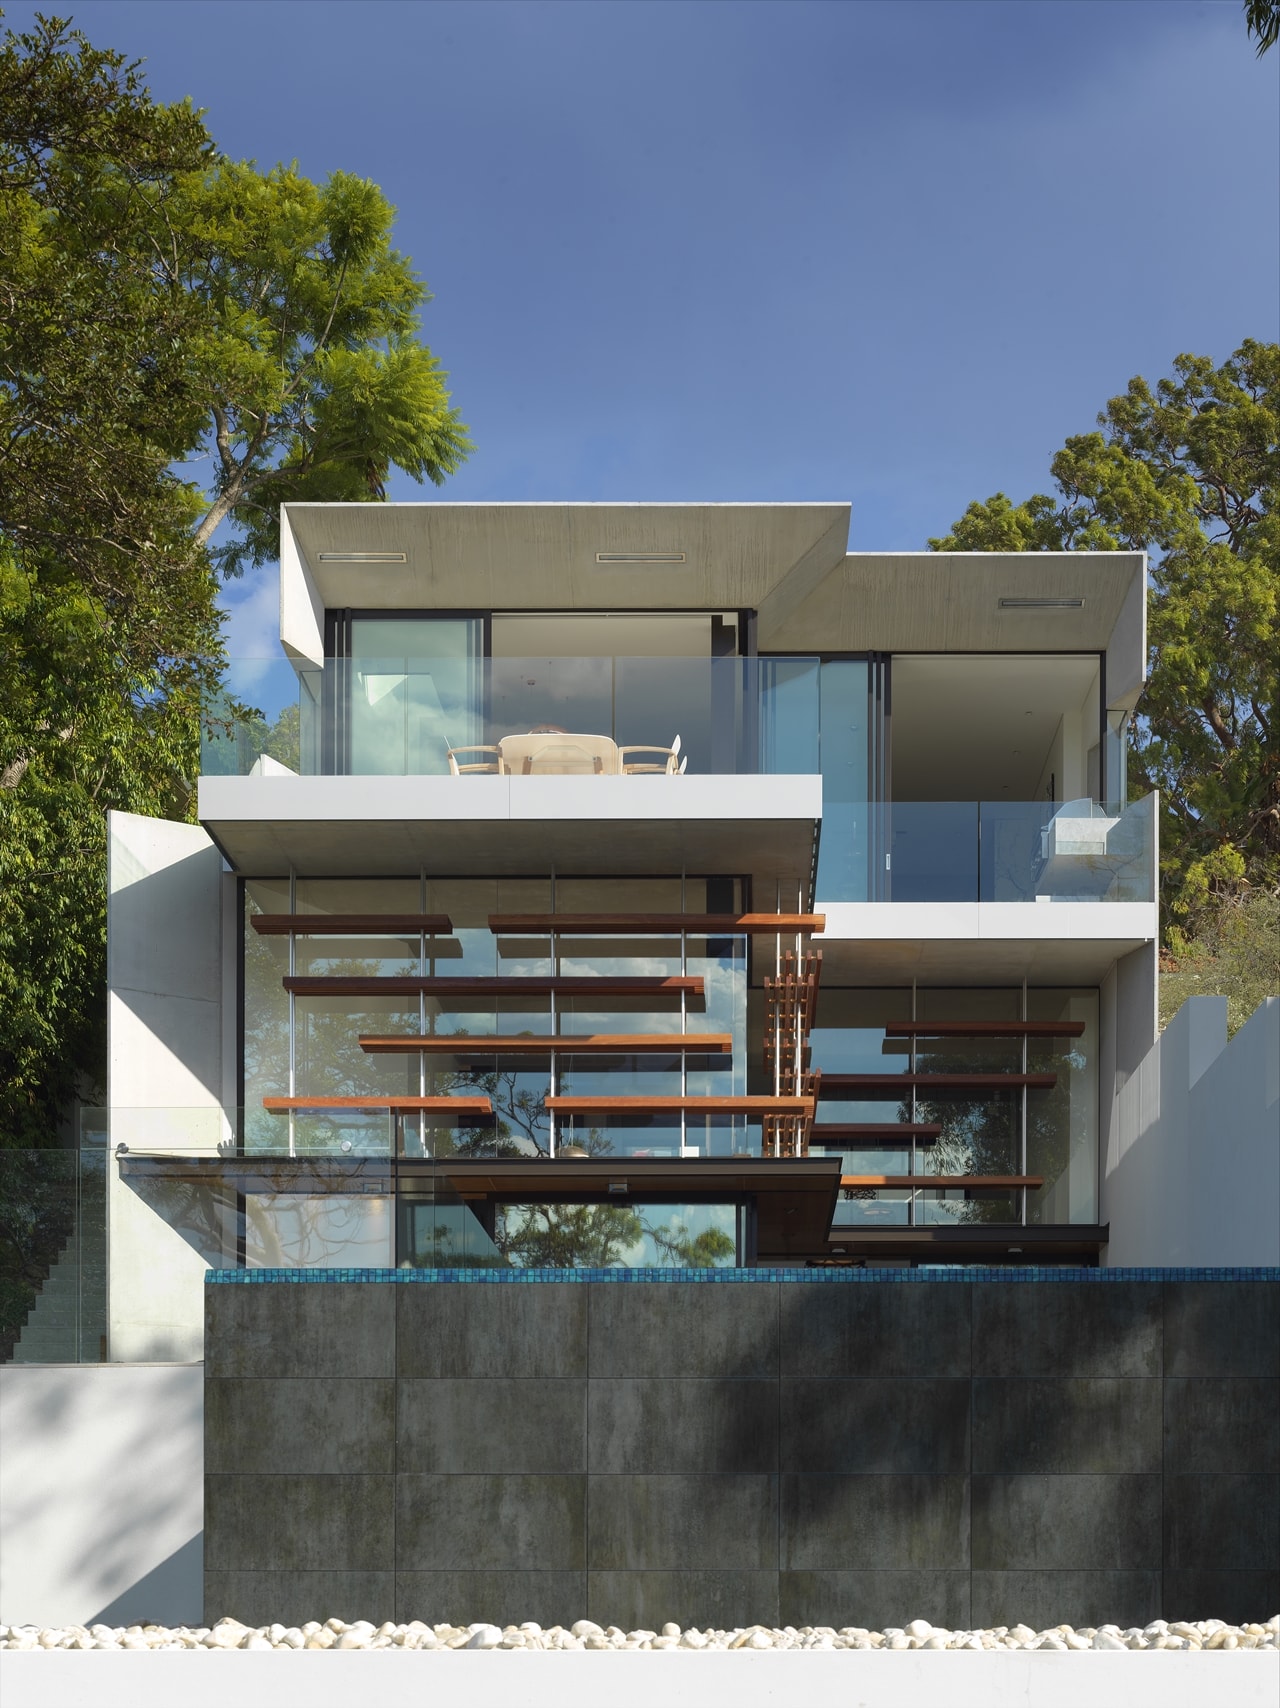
198, 657, 1154, 903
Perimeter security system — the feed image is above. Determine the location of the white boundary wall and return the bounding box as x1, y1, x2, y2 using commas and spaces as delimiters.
0, 1366, 203, 1628
3, 1651, 1278, 1708
1105, 995, 1279, 1266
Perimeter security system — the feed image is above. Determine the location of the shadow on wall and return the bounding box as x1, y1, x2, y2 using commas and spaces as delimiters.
0, 1366, 203, 1628
89, 1532, 203, 1626
1105, 997, 1279, 1267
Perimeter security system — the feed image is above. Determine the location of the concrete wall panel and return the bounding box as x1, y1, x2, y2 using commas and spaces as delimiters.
107, 812, 229, 1361
0, 1365, 202, 1627
201, 1276, 1280, 1629
1106, 997, 1279, 1267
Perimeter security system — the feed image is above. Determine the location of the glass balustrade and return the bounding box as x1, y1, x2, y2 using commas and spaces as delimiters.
199, 658, 1155, 902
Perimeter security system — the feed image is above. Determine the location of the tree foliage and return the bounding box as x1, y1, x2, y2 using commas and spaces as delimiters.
929, 342, 1279, 944
1159, 890, 1280, 1036
1, 15, 470, 1141
1244, 0, 1280, 55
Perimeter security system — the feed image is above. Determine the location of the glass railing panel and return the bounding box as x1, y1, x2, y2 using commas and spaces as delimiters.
915, 1187, 1018, 1225
552, 1112, 755, 1160
244, 1186, 395, 1269
811, 1144, 913, 1175
872, 798, 1155, 905
831, 1188, 911, 1227
0, 1147, 109, 1364
201, 655, 824, 779
1009, 794, 1155, 903
888, 802, 980, 901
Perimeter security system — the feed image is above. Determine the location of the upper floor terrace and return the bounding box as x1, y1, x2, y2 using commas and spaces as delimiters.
197, 502, 1154, 907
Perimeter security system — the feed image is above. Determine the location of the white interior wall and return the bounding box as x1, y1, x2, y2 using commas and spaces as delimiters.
1104, 996, 1278, 1266
0, 1364, 202, 1627
1032, 717, 1065, 805
107, 812, 230, 1361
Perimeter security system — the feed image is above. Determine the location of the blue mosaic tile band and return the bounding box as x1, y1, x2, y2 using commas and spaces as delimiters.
206, 1265, 1280, 1284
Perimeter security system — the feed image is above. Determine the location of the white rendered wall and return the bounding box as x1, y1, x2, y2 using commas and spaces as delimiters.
1104, 996, 1279, 1266
107, 812, 232, 1361
0, 1364, 202, 1627
4, 1652, 1280, 1708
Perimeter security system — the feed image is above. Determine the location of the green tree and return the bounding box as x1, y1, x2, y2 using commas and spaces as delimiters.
1159, 890, 1280, 1036
929, 342, 1279, 945
177, 157, 471, 576
1, 17, 469, 1140
1, 17, 222, 1139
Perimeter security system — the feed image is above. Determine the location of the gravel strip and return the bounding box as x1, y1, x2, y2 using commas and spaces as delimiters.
4, 1616, 1277, 1651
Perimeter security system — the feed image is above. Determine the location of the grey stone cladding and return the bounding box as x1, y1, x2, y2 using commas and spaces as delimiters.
204, 1276, 1280, 1629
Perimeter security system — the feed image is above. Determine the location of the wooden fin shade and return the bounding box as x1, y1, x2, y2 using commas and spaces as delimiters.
283, 975, 704, 998
840, 1174, 1044, 1190
488, 913, 825, 935
820, 1073, 1058, 1091
252, 914, 454, 936
545, 1095, 816, 1115
813, 1123, 944, 1139
262, 1096, 492, 1115
882, 1021, 1086, 1039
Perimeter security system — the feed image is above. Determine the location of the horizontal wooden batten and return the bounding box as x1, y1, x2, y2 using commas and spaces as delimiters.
488, 913, 825, 935
819, 1073, 1058, 1091
840, 1174, 1044, 1190
813, 1123, 944, 1139
261, 1096, 492, 1115
252, 914, 454, 936
882, 1021, 1087, 1039
545, 1095, 815, 1115
358, 1033, 732, 1056
282, 975, 705, 998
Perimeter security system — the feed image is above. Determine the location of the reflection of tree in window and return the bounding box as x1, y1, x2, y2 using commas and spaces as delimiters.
901, 1090, 1016, 1224
494, 1203, 735, 1268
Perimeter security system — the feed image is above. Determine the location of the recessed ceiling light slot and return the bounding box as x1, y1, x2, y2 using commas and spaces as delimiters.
998, 597, 1084, 609
317, 551, 407, 563
596, 552, 686, 565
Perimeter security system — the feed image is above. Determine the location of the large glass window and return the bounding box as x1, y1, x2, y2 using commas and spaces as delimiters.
803, 986, 1099, 1228
492, 1201, 740, 1268
243, 875, 748, 1161
347, 615, 484, 775
761, 657, 870, 900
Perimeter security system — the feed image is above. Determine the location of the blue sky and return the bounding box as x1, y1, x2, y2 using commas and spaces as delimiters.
9, 0, 1278, 655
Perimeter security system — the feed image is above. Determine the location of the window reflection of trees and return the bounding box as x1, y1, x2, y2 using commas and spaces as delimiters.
493, 1203, 735, 1269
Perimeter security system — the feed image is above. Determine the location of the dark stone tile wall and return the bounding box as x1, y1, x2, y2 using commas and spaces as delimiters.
204, 1278, 1280, 1628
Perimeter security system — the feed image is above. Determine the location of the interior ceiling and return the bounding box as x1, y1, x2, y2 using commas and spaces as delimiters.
891, 654, 1099, 801
814, 934, 1150, 987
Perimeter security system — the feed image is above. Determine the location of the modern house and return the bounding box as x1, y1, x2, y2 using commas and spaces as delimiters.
89, 499, 1170, 1358
3, 501, 1278, 1633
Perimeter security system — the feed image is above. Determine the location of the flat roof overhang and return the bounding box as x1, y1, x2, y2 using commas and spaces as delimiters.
761, 550, 1145, 672
281, 501, 852, 643
119, 1153, 843, 1263
423, 1155, 841, 1259
823, 1224, 1110, 1262
198, 772, 821, 890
